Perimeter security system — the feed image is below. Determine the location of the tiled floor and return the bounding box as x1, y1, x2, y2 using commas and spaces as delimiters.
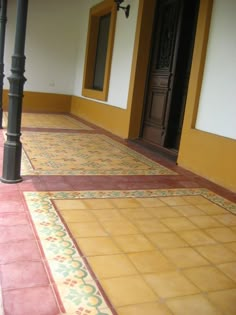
0, 113, 236, 315
21, 132, 175, 176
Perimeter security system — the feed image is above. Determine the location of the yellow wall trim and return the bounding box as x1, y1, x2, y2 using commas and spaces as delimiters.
178, 0, 236, 192
82, 0, 117, 101
70, 95, 130, 138
127, 0, 156, 139
179, 129, 236, 192
3, 90, 71, 113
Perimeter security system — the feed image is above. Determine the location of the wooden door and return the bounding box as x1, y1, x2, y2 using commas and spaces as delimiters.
141, 0, 199, 151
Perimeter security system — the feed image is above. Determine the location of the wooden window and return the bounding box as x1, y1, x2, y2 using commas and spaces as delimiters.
82, 0, 117, 101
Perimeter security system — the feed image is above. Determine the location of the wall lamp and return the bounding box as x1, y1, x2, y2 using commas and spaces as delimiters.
114, 0, 130, 18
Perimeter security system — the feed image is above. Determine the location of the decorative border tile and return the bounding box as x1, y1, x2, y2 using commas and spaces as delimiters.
24, 188, 236, 314
25, 191, 116, 314
21, 132, 177, 176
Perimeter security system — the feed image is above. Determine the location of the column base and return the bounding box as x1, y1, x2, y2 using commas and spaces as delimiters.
0, 107, 3, 129
1, 176, 23, 184
2, 140, 22, 183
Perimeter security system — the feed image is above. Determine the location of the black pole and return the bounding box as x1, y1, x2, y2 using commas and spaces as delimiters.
0, 0, 8, 129
1, 0, 28, 183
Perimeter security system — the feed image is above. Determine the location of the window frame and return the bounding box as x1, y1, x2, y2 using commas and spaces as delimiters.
82, 0, 117, 101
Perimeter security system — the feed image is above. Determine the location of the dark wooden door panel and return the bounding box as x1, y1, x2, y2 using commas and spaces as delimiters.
150, 91, 167, 122
144, 89, 168, 145
141, 0, 199, 151
142, 0, 182, 146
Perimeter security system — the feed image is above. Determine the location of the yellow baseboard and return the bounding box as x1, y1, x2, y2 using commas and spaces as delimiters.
3, 90, 71, 113
178, 129, 236, 193
70, 95, 130, 138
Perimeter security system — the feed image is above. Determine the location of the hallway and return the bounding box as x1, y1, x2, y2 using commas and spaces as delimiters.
0, 113, 236, 315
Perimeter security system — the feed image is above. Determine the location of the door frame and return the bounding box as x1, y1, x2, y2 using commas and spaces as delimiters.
139, 0, 200, 154
127, 0, 204, 157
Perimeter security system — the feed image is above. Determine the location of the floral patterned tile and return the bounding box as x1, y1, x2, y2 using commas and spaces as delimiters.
56, 280, 113, 314
47, 189, 236, 214
47, 257, 94, 284
24, 188, 236, 315
21, 132, 176, 176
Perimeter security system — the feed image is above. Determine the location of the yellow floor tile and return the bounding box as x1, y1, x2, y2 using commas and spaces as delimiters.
17, 113, 236, 315
75, 237, 122, 256
162, 247, 209, 268
182, 195, 212, 205
207, 289, 236, 315
231, 226, 236, 233
91, 209, 122, 221
205, 227, 236, 242
54, 199, 88, 210
213, 214, 236, 226
67, 222, 107, 237
146, 232, 188, 249
226, 242, 236, 253
100, 276, 157, 307
83, 199, 114, 209
183, 266, 235, 291
87, 254, 137, 279
188, 215, 223, 228
100, 219, 138, 235
117, 302, 173, 315
196, 203, 228, 215
160, 217, 197, 231
166, 294, 221, 315
119, 208, 153, 220
177, 230, 216, 246
113, 234, 154, 253
60, 210, 96, 222
143, 271, 199, 298
133, 219, 170, 233
159, 196, 190, 206
109, 199, 142, 209
195, 244, 236, 264
137, 198, 166, 207
218, 262, 236, 282
128, 250, 175, 274
173, 205, 206, 216
147, 206, 180, 218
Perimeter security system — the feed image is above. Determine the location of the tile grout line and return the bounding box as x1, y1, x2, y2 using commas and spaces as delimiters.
0, 286, 3, 315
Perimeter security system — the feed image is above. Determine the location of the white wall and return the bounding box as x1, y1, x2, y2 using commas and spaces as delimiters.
4, 0, 139, 109
73, 0, 139, 109
196, 0, 236, 140
4, 0, 81, 95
